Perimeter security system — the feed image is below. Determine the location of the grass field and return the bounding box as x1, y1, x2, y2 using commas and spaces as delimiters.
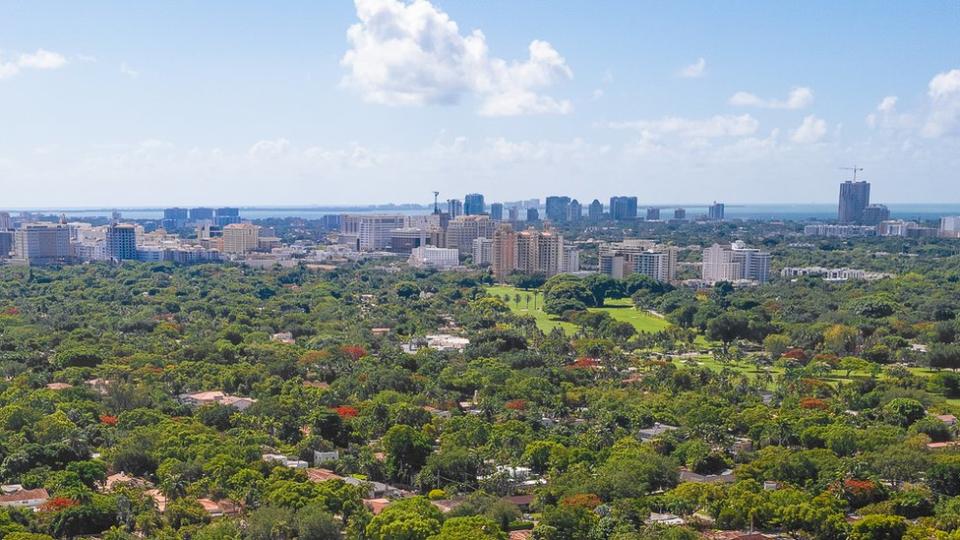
486, 285, 670, 335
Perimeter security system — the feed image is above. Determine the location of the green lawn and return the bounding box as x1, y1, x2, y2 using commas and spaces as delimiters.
486, 285, 670, 335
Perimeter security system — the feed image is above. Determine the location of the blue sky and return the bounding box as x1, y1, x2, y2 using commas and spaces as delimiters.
1, 0, 959, 207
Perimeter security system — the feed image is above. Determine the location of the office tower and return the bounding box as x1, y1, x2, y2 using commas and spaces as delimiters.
609, 196, 638, 220
0, 212, 11, 231
340, 215, 405, 251
526, 208, 539, 222
491, 225, 517, 280
105, 223, 138, 260
674, 208, 686, 220
190, 207, 215, 221
388, 228, 427, 253
447, 199, 463, 218
646, 207, 660, 221
222, 223, 261, 254
162, 208, 189, 229
445, 215, 495, 255
0, 232, 12, 258
545, 196, 571, 223
507, 207, 520, 221
708, 202, 725, 221
490, 203, 504, 221
464, 193, 485, 216
588, 200, 604, 221
838, 181, 870, 224
599, 240, 676, 282
561, 245, 581, 273
861, 204, 889, 226
215, 207, 241, 226
702, 241, 770, 284
472, 237, 493, 265
568, 199, 582, 223
13, 223, 72, 265
940, 216, 960, 238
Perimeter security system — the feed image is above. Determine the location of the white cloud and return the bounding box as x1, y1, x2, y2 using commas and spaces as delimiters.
608, 114, 759, 138
877, 95, 898, 113
120, 62, 139, 78
249, 138, 291, 158
0, 48, 67, 80
790, 115, 827, 143
922, 69, 960, 138
679, 57, 706, 78
729, 86, 814, 109
340, 0, 572, 116
866, 95, 914, 129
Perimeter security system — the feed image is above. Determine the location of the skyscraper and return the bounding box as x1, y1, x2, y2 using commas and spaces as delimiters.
588, 200, 604, 221
0, 212, 12, 231
464, 193, 485, 215
545, 196, 571, 222
162, 208, 189, 229
609, 196, 638, 220
708, 202, 725, 221
490, 203, 504, 221
862, 204, 890, 226
105, 223, 138, 260
568, 199, 582, 222
447, 199, 463, 218
646, 208, 660, 221
702, 241, 770, 284
526, 208, 539, 222
838, 181, 871, 224
190, 207, 215, 221
674, 208, 687, 220
216, 207, 241, 226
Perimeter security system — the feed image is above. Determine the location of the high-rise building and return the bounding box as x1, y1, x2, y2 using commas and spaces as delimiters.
162, 208, 189, 230
708, 202, 725, 221
599, 240, 677, 282
388, 228, 428, 253
222, 223, 261, 255
674, 208, 687, 220
447, 199, 463, 218
702, 241, 770, 284
940, 216, 960, 238
491, 225, 517, 280
568, 199, 582, 223
588, 200, 604, 221
507, 207, 520, 222
490, 203, 504, 221
340, 215, 405, 251
105, 223, 138, 260
0, 212, 12, 231
545, 196, 571, 223
609, 196, 638, 220
464, 193, 485, 216
472, 237, 493, 265
13, 223, 72, 265
516, 229, 564, 277
215, 207, 241, 226
189, 207, 215, 221
838, 181, 871, 224
646, 208, 661, 221
526, 208, 539, 222
445, 215, 495, 255
0, 231, 12, 258
861, 204, 889, 226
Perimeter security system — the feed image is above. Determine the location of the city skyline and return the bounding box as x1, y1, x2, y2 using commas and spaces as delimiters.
2, 1, 959, 206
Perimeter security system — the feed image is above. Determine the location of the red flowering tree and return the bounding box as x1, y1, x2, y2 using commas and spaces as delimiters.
334, 405, 359, 418
99, 414, 118, 426
560, 493, 601, 509
41, 497, 79, 512
504, 399, 527, 411
341, 345, 367, 361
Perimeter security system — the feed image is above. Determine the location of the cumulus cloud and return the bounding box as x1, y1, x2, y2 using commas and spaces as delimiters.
790, 115, 827, 143
729, 86, 814, 109
0, 48, 67, 80
679, 57, 706, 78
922, 69, 960, 138
340, 0, 572, 116
608, 114, 759, 138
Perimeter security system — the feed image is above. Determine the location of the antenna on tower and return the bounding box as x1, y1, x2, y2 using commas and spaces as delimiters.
840, 165, 864, 182
432, 191, 440, 214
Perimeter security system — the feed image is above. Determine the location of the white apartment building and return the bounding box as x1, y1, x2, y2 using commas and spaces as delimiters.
940, 216, 960, 238
472, 237, 493, 265
408, 246, 460, 269
598, 239, 677, 282
702, 241, 771, 284
339, 215, 405, 251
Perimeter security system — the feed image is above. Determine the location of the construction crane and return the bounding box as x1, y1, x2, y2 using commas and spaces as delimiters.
840, 165, 864, 182
432, 191, 440, 214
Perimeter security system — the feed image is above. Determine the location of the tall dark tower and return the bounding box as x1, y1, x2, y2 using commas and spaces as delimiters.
432, 191, 440, 214
838, 181, 871, 224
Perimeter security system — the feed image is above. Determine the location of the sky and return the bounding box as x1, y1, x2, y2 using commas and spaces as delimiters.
1, 0, 959, 207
